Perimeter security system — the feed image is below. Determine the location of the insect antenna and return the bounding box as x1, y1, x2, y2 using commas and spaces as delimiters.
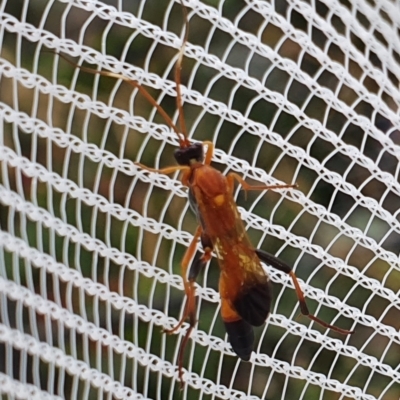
54, 0, 193, 154
52, 26, 189, 148
174, 0, 191, 149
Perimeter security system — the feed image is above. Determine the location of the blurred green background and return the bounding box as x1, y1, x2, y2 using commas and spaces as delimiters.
0, 0, 399, 399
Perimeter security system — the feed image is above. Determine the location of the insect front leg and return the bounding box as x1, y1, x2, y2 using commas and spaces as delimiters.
135, 163, 190, 176
255, 249, 354, 335
202, 141, 215, 166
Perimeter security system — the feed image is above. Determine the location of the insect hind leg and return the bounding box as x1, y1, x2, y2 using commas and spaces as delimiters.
255, 249, 354, 335
164, 226, 213, 383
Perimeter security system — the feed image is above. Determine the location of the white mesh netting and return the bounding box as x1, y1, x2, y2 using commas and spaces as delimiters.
0, 0, 400, 399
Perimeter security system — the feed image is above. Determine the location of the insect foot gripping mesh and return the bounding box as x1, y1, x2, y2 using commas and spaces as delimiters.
0, 0, 399, 399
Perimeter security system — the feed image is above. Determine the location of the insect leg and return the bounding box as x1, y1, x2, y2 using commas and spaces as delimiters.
135, 163, 190, 176
227, 172, 297, 193
255, 249, 354, 335
165, 226, 202, 336
175, 232, 213, 383
136, 163, 196, 189
202, 141, 215, 165
164, 226, 213, 383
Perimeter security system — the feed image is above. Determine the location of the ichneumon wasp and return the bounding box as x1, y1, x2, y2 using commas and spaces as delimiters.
55, 0, 354, 385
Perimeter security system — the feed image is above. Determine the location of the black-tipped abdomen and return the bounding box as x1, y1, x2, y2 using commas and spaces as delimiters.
224, 319, 254, 361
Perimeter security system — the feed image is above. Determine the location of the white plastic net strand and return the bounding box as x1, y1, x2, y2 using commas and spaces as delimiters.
1, 0, 400, 399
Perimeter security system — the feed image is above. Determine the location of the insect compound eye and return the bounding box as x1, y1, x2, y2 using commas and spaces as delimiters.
174, 142, 204, 165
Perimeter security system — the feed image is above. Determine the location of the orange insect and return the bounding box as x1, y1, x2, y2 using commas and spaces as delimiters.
56, 1, 353, 384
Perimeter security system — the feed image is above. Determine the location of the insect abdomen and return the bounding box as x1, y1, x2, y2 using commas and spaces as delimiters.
223, 319, 254, 361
